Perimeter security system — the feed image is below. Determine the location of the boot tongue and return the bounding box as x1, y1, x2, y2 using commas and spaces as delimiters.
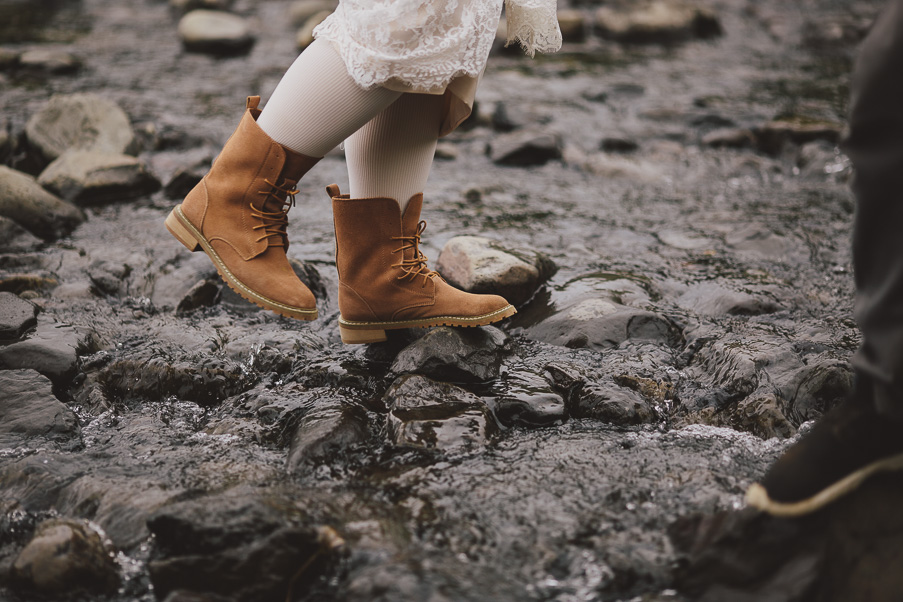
401, 193, 424, 235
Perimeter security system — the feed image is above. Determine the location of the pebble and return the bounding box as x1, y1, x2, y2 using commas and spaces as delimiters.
600, 136, 640, 153
390, 326, 509, 383
0, 291, 37, 340
0, 216, 43, 253
286, 404, 370, 473
151, 253, 218, 311
26, 93, 138, 164
289, 0, 337, 26
11, 519, 119, 595
169, 0, 232, 13
176, 279, 221, 314
384, 374, 498, 451
489, 131, 563, 167
87, 258, 131, 296
37, 150, 161, 205
296, 10, 333, 50
594, 1, 722, 44
18, 48, 82, 74
436, 235, 557, 306
0, 166, 86, 240
178, 10, 255, 56
0, 369, 81, 447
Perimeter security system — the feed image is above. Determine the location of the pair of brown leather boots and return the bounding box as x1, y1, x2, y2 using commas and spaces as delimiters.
165, 97, 515, 344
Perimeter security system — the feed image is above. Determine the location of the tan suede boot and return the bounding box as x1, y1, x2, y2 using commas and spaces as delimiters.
328, 184, 516, 344
165, 96, 322, 320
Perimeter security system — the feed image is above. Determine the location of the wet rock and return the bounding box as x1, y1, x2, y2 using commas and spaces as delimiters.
87, 258, 131, 296
594, 1, 722, 44
289, 0, 337, 26
390, 326, 508, 383
286, 404, 370, 473
436, 236, 556, 306
18, 48, 82, 74
0, 166, 86, 240
151, 253, 218, 310
492, 371, 567, 427
176, 279, 221, 314
0, 121, 11, 161
569, 381, 656, 425
434, 142, 459, 161
756, 118, 844, 156
489, 131, 563, 167
0, 370, 81, 448
779, 359, 853, 425
0, 291, 37, 340
162, 591, 236, 602
676, 282, 781, 317
0, 273, 59, 296
296, 10, 332, 50
657, 229, 716, 251
701, 127, 756, 149
97, 350, 249, 405
384, 375, 498, 451
10, 519, 118, 595
38, 150, 161, 205
557, 9, 587, 43
25, 93, 138, 164
725, 223, 808, 263
178, 10, 255, 56
0, 319, 91, 384
673, 474, 903, 602
687, 393, 797, 440
491, 102, 522, 132
147, 492, 331, 600
0, 216, 43, 252
164, 165, 205, 199
600, 136, 639, 153
527, 298, 678, 350
797, 141, 850, 181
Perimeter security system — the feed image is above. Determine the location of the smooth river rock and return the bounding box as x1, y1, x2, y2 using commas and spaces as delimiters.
489, 131, 564, 167
178, 10, 255, 56
0, 291, 37, 340
0, 166, 86, 240
38, 150, 161, 205
18, 48, 82, 74
437, 236, 557, 306
25, 93, 138, 164
390, 326, 509, 383
0, 369, 81, 449
594, 1, 722, 44
11, 518, 119, 595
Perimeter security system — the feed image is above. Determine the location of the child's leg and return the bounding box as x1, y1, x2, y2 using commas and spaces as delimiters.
257, 38, 402, 158
344, 92, 444, 211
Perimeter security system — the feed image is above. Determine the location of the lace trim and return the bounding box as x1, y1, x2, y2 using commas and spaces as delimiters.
314, 0, 559, 92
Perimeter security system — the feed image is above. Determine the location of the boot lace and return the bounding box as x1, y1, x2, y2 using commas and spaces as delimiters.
391, 221, 440, 288
251, 179, 298, 247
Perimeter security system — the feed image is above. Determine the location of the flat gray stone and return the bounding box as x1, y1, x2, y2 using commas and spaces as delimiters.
0, 318, 90, 383
38, 150, 160, 205
26, 93, 138, 164
437, 235, 556, 306
178, 10, 255, 56
0, 166, 86, 240
489, 131, 563, 167
595, 1, 722, 44
390, 326, 508, 383
18, 48, 82, 74
0, 369, 80, 447
0, 292, 37, 340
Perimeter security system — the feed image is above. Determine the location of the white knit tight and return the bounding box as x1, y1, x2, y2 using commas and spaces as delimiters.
257, 38, 441, 212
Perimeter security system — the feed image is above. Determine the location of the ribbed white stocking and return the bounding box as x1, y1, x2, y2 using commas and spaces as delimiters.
256, 38, 401, 158
345, 92, 443, 212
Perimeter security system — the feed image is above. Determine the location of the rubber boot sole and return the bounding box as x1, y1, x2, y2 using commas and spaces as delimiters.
165, 206, 318, 321
745, 450, 903, 517
338, 304, 517, 344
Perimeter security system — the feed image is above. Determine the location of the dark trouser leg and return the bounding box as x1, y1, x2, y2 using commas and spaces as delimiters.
843, 0, 903, 418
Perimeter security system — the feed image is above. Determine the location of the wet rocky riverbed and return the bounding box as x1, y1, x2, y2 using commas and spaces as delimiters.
0, 0, 889, 600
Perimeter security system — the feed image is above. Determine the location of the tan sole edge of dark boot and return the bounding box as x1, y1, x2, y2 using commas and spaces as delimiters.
164, 207, 319, 321
338, 305, 516, 344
